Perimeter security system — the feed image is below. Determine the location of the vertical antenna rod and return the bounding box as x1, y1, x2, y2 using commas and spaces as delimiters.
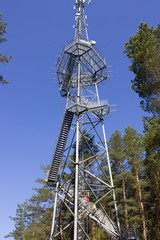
74, 0, 89, 41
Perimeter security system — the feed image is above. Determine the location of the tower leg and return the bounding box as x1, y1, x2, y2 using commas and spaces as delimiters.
102, 122, 121, 232
74, 116, 80, 240
95, 82, 121, 232
50, 181, 59, 240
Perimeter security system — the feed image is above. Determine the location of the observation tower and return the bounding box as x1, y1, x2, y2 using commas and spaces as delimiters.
46, 0, 122, 239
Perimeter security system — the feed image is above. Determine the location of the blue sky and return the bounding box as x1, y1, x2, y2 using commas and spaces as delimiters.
0, 0, 159, 239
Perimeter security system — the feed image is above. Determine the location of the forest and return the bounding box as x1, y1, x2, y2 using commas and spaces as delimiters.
4, 23, 160, 240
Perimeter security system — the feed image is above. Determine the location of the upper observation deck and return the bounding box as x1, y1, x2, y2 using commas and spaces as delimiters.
57, 39, 107, 97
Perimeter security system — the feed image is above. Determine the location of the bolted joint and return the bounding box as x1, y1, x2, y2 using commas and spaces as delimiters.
74, 162, 79, 166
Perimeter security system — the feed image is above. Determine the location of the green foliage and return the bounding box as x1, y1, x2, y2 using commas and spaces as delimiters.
5, 166, 53, 239
108, 131, 127, 222
0, 13, 7, 43
108, 128, 146, 238
7, 19, 160, 238
0, 13, 12, 84
124, 22, 160, 239
124, 21, 160, 238
123, 126, 144, 169
142, 117, 160, 238
6, 126, 160, 239
124, 23, 160, 116
5, 202, 29, 240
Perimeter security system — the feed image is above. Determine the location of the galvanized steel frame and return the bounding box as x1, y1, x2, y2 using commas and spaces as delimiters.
48, 1, 121, 239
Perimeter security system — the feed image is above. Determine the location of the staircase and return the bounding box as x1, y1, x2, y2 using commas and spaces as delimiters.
80, 199, 120, 240
60, 185, 121, 240
47, 110, 74, 186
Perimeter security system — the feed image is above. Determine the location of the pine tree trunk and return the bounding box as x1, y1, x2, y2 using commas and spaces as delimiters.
22, 211, 25, 240
32, 220, 36, 237
98, 229, 100, 240
92, 221, 96, 240
155, 172, 160, 236
135, 167, 147, 240
146, 47, 160, 81
23, 227, 25, 240
155, 171, 160, 204
120, 162, 129, 228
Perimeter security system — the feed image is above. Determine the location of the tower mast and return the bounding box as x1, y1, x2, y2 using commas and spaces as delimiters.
74, 2, 86, 238
46, 1, 121, 239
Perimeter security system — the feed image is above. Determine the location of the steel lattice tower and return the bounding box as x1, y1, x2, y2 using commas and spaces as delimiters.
46, 1, 121, 239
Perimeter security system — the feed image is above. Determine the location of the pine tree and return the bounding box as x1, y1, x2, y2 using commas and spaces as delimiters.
25, 167, 54, 239
124, 23, 160, 116
123, 126, 147, 240
143, 117, 160, 239
108, 130, 129, 228
5, 202, 29, 240
5, 166, 54, 239
124, 21, 160, 239
0, 13, 12, 84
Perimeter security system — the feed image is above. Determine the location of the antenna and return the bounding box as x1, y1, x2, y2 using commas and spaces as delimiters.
75, 0, 91, 7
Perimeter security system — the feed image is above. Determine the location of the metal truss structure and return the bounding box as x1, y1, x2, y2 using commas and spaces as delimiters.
46, 1, 122, 239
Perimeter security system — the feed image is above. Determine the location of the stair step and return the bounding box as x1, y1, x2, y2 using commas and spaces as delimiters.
47, 111, 74, 185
